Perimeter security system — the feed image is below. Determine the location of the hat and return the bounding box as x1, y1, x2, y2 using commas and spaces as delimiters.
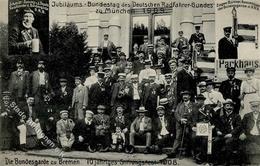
105, 60, 112, 64
104, 33, 109, 36
198, 81, 206, 87
249, 100, 260, 106
118, 73, 126, 80
148, 44, 154, 48
245, 66, 255, 73
223, 26, 232, 32
169, 59, 177, 65
196, 94, 206, 100
205, 79, 214, 86
116, 46, 122, 49
85, 110, 94, 115
157, 50, 165, 55
59, 78, 67, 82
89, 66, 96, 70
144, 60, 151, 65
97, 105, 106, 110
97, 72, 105, 78
136, 107, 147, 113
195, 26, 200, 30
104, 67, 111, 71
143, 36, 148, 39
23, 8, 35, 16
164, 73, 172, 78
60, 110, 68, 115
98, 62, 104, 66
131, 74, 138, 79
223, 99, 234, 105
153, 64, 162, 70
159, 98, 168, 105
17, 59, 24, 64
156, 105, 165, 111
38, 60, 45, 64
226, 67, 236, 72
116, 104, 125, 110
74, 76, 82, 81
2, 91, 11, 97
178, 30, 183, 34
181, 90, 191, 95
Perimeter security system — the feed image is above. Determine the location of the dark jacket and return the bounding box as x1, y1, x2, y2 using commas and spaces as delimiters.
218, 37, 238, 59
153, 116, 175, 137
242, 112, 260, 136
73, 119, 96, 139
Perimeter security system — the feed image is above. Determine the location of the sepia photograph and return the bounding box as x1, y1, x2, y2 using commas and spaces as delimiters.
0, 0, 260, 165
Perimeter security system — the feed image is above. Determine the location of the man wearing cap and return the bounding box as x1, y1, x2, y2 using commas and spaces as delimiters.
197, 81, 207, 96
71, 76, 88, 120
218, 26, 238, 59
93, 105, 110, 152
168, 90, 196, 157
240, 67, 260, 118
152, 105, 175, 154
204, 79, 225, 109
1, 91, 28, 151
177, 59, 197, 103
172, 31, 189, 54
30, 60, 53, 105
139, 60, 156, 83
132, 51, 145, 74
9, 8, 43, 55
214, 99, 242, 165
129, 107, 152, 154
73, 110, 96, 151
219, 67, 242, 114
56, 110, 75, 151
9, 59, 30, 104
54, 78, 73, 110
189, 26, 206, 51
111, 73, 133, 115
99, 34, 116, 62
88, 72, 109, 113
139, 36, 149, 56
240, 100, 260, 157
84, 66, 98, 89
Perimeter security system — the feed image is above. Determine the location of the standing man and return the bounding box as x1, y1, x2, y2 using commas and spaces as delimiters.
139, 60, 156, 83
99, 34, 116, 62
172, 31, 189, 54
139, 35, 149, 56
84, 66, 98, 89
218, 27, 238, 59
9, 59, 29, 104
71, 77, 88, 120
30, 60, 53, 105
189, 26, 206, 51
219, 67, 242, 114
54, 78, 73, 110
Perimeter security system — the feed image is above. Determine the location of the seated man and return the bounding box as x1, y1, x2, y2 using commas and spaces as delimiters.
240, 100, 260, 163
128, 107, 152, 154
0, 91, 27, 151
152, 105, 175, 154
73, 110, 96, 152
93, 105, 110, 152
110, 105, 130, 152
215, 99, 242, 165
56, 110, 75, 151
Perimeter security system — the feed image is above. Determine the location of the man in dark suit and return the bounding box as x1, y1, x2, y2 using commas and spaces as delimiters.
218, 26, 238, 59
73, 110, 96, 152
214, 99, 242, 165
9, 59, 29, 104
99, 34, 116, 62
168, 91, 196, 158
54, 78, 73, 110
152, 105, 175, 154
88, 72, 110, 113
139, 35, 149, 56
9, 8, 43, 55
29, 60, 53, 105
177, 59, 196, 103
189, 26, 206, 51
219, 67, 242, 114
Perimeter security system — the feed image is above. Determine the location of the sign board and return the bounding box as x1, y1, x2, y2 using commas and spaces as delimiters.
196, 123, 209, 136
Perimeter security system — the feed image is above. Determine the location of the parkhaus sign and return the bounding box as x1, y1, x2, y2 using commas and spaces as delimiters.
217, 59, 260, 70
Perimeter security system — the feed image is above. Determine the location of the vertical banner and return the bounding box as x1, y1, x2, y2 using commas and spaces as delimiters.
8, 0, 49, 55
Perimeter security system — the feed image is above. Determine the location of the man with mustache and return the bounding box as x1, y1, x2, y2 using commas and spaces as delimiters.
9, 8, 43, 55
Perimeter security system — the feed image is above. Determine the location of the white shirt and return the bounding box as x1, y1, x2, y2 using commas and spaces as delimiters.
139, 68, 156, 83
204, 90, 225, 105
103, 40, 108, 47
84, 75, 98, 88
250, 113, 260, 136
159, 116, 169, 136
39, 72, 45, 85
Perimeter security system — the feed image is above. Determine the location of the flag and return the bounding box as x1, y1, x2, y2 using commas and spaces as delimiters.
196, 56, 215, 74
238, 24, 258, 43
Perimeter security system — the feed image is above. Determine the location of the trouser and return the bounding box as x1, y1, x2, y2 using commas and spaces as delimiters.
155, 134, 171, 149
73, 135, 95, 150
96, 134, 110, 148
17, 124, 27, 145
130, 132, 151, 147
191, 133, 208, 160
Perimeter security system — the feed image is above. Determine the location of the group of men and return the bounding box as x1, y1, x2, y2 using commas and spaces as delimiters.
2, 26, 260, 165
